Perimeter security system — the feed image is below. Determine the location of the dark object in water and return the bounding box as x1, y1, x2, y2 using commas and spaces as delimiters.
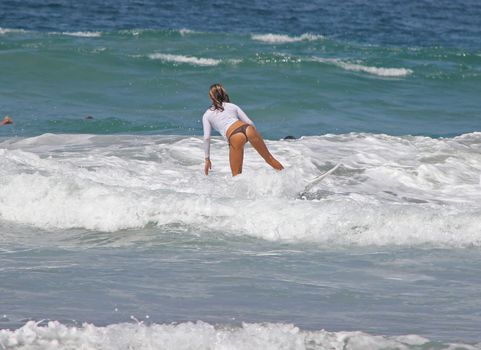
283, 135, 297, 140
85, 115, 94, 120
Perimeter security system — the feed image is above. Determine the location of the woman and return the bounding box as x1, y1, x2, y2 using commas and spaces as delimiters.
202, 83, 284, 176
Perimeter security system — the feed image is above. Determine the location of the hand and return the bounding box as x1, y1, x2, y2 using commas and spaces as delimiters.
1, 116, 13, 125
204, 158, 212, 175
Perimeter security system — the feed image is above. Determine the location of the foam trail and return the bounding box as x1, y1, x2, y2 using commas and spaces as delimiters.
311, 57, 413, 77
2, 320, 478, 350
251, 33, 323, 43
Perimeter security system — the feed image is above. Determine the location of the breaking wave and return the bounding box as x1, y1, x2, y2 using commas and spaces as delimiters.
147, 53, 223, 66
251, 33, 324, 44
311, 57, 413, 77
2, 320, 479, 350
60, 31, 102, 37
0, 133, 480, 247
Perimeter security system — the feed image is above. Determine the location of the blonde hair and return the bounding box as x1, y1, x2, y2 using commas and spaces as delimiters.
209, 83, 230, 111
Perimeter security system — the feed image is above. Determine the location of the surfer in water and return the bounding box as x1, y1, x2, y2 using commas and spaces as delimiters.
1, 116, 13, 125
202, 83, 284, 176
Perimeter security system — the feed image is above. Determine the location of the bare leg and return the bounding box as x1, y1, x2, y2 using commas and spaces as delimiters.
229, 133, 247, 176
246, 126, 284, 171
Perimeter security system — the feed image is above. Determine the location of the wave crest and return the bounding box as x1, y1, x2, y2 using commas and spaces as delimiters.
0, 27, 27, 35
146, 53, 240, 66
60, 31, 102, 37
251, 33, 324, 43
1, 133, 481, 247
147, 53, 222, 66
311, 57, 413, 77
1, 320, 467, 350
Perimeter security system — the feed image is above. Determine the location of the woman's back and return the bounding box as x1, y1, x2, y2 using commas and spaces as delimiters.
202, 102, 252, 138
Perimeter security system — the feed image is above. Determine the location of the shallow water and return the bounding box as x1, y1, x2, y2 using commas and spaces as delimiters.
2, 227, 481, 348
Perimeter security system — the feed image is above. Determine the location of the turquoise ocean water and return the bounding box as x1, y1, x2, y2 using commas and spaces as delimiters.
1, 1, 481, 349
0, 27, 480, 138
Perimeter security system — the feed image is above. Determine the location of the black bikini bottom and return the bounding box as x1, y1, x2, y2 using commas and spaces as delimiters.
228, 124, 250, 142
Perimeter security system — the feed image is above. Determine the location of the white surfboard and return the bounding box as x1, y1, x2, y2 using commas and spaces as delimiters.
304, 163, 341, 192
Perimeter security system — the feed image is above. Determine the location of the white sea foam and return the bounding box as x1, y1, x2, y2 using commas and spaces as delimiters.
0, 27, 27, 35
338, 62, 413, 77
118, 28, 198, 37
0, 133, 480, 246
147, 53, 222, 66
118, 28, 144, 36
3, 320, 476, 350
251, 33, 323, 44
61, 31, 102, 37
179, 28, 196, 36
312, 57, 413, 77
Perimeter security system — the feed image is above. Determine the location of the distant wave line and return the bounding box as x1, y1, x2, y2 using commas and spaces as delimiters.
251, 33, 324, 44
311, 57, 413, 77
60, 31, 102, 37
0, 27, 27, 35
147, 53, 241, 66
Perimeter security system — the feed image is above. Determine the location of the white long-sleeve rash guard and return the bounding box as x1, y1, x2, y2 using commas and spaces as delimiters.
202, 102, 254, 158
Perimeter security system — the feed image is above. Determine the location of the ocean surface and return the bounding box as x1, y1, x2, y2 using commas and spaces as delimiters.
1, 1, 481, 349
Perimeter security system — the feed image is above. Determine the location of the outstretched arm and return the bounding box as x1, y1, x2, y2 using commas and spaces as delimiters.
202, 114, 212, 175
